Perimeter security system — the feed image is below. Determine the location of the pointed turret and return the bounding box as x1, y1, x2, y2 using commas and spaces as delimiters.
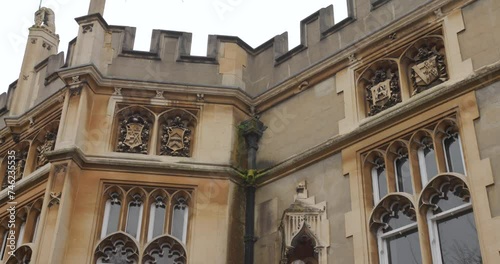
10, 7, 59, 116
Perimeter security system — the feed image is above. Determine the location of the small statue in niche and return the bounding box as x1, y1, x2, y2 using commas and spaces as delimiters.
410, 44, 448, 95
160, 116, 192, 157
116, 113, 151, 154
365, 69, 401, 116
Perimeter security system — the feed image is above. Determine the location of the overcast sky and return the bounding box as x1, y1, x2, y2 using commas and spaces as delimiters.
0, 0, 348, 95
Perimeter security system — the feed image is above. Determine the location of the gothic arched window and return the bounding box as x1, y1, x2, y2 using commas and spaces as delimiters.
421, 176, 481, 264
372, 157, 387, 202
442, 127, 465, 175
171, 196, 189, 244
147, 195, 167, 241
394, 148, 412, 194
101, 192, 122, 238
125, 193, 144, 240
370, 196, 421, 264
418, 136, 438, 185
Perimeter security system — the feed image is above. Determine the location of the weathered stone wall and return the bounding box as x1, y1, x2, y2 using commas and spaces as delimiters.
257, 77, 344, 168
474, 82, 500, 217
254, 154, 353, 264
458, 0, 500, 70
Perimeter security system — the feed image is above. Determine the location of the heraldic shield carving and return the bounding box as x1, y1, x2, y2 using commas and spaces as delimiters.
365, 69, 401, 116
410, 44, 447, 95
116, 113, 151, 154
2, 147, 28, 189
160, 116, 192, 157
36, 130, 57, 168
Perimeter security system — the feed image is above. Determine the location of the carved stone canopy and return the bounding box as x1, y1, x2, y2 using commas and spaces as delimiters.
280, 181, 329, 264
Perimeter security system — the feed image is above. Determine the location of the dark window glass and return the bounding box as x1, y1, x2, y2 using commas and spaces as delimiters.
444, 135, 465, 175
437, 210, 481, 264
422, 144, 438, 181
171, 200, 188, 242
387, 228, 422, 264
432, 190, 466, 214
396, 156, 413, 194
152, 201, 166, 239
384, 213, 414, 232
376, 166, 388, 200
126, 199, 142, 238
0, 231, 7, 259
106, 193, 121, 236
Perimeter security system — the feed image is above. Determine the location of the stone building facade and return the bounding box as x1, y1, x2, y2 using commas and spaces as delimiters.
0, 0, 499, 263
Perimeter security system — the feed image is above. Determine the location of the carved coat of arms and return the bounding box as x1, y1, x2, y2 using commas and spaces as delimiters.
161, 116, 192, 157
2, 150, 28, 189
36, 131, 57, 168
117, 114, 151, 154
365, 69, 401, 116
410, 46, 447, 95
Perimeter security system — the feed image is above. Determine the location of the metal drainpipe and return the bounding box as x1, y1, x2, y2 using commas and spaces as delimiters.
240, 117, 266, 264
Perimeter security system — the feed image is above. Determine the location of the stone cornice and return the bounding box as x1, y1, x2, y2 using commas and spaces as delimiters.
0, 164, 50, 202
56, 64, 254, 115
44, 145, 245, 185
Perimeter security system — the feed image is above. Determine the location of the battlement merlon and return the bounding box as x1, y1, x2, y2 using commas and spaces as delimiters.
71, 0, 438, 97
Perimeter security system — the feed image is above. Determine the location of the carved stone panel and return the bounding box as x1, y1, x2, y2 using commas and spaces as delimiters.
3, 147, 29, 189
404, 37, 448, 95
410, 45, 447, 94
160, 113, 195, 157
363, 67, 401, 116
116, 113, 152, 154
36, 130, 57, 168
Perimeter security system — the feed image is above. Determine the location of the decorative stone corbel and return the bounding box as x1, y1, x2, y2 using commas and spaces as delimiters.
113, 87, 122, 96
155, 90, 164, 99
48, 192, 62, 208
348, 53, 358, 64
68, 76, 83, 97
82, 23, 94, 33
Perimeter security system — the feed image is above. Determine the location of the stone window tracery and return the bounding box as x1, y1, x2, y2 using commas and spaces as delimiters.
96, 184, 192, 264
0, 197, 43, 263
363, 115, 482, 263
369, 195, 420, 264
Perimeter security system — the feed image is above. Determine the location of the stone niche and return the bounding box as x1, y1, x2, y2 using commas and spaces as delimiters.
279, 181, 330, 264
